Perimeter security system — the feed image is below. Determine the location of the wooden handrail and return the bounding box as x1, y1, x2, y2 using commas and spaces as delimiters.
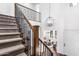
39, 39, 53, 55
20, 13, 34, 31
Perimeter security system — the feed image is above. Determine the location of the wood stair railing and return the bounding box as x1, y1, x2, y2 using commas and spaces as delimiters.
15, 3, 40, 56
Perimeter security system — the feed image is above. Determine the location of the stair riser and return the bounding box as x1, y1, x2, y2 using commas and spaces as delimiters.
0, 41, 22, 49
0, 16, 16, 20
0, 35, 20, 40
0, 20, 16, 23
0, 25, 17, 28
1, 48, 25, 56
0, 29, 19, 33
13, 49, 26, 56
0, 19, 16, 22
0, 22, 16, 25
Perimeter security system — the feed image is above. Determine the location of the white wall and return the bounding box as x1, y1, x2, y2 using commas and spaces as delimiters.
0, 3, 15, 16
63, 3, 79, 56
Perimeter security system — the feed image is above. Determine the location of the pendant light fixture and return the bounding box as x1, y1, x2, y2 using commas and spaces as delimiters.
46, 3, 55, 27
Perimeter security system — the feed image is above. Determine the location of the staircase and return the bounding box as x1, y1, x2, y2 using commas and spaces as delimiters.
0, 14, 27, 56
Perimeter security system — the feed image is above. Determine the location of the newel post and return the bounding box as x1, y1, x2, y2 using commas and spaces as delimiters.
33, 25, 39, 56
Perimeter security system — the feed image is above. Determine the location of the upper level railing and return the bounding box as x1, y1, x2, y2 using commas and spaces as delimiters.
15, 3, 41, 22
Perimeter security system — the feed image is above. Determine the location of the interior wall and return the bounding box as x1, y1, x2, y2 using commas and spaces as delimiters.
63, 3, 79, 56
0, 3, 15, 16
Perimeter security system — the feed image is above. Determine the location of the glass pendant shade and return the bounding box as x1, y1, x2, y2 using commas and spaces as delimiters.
46, 16, 54, 27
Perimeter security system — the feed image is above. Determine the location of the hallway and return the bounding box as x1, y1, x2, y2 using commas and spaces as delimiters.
0, 3, 79, 56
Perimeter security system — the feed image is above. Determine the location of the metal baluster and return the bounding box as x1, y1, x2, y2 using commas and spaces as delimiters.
46, 48, 47, 56
43, 44, 44, 56
40, 41, 42, 54
44, 46, 46, 56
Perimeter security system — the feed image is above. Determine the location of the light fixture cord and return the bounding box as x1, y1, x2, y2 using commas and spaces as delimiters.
49, 3, 51, 17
